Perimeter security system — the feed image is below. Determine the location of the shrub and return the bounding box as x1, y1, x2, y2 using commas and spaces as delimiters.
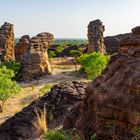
79, 52, 110, 80
0, 60, 21, 79
48, 51, 56, 58
90, 133, 97, 140
33, 106, 48, 134
69, 50, 82, 71
44, 130, 71, 140
57, 45, 64, 53
0, 66, 21, 112
39, 84, 53, 96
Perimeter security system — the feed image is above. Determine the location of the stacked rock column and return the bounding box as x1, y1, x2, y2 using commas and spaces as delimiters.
87, 19, 106, 55
0, 22, 15, 62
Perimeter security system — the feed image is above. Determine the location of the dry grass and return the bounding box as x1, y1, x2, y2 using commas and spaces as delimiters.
33, 105, 48, 134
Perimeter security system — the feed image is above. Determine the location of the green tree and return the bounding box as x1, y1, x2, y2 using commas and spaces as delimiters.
1, 60, 21, 79
48, 51, 56, 58
0, 66, 21, 112
79, 52, 110, 80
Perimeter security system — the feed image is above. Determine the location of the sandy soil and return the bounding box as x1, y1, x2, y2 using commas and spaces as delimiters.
0, 64, 90, 124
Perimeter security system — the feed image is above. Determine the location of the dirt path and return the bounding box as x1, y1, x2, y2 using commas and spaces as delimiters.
0, 64, 90, 124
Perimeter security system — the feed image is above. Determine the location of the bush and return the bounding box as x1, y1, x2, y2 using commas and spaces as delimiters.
44, 130, 71, 140
48, 51, 56, 58
79, 52, 110, 80
0, 60, 21, 79
57, 45, 64, 53
69, 50, 82, 71
0, 66, 21, 112
39, 84, 53, 96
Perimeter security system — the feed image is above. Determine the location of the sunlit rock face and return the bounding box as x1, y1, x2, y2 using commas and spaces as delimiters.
19, 32, 54, 81
15, 35, 30, 62
0, 22, 15, 62
64, 26, 140, 140
87, 19, 106, 55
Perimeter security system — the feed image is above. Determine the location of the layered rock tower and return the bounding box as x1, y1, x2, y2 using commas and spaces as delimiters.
0, 22, 15, 61
19, 32, 54, 81
87, 19, 106, 55
15, 35, 30, 62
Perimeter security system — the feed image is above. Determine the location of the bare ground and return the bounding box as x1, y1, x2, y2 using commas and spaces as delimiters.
0, 63, 90, 124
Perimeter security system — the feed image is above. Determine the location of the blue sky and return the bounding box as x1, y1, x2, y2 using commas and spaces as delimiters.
0, 0, 140, 38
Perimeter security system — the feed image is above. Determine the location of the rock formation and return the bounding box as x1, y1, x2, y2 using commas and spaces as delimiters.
104, 33, 131, 54
0, 81, 87, 140
15, 35, 30, 62
0, 22, 15, 61
87, 19, 106, 55
64, 26, 140, 139
19, 32, 54, 81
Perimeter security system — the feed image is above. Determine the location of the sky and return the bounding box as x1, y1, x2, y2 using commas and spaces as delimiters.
0, 0, 140, 38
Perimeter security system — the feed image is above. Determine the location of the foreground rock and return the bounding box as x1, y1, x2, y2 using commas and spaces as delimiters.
19, 32, 54, 81
87, 19, 106, 55
0, 22, 15, 61
0, 81, 87, 140
15, 35, 30, 62
64, 27, 140, 139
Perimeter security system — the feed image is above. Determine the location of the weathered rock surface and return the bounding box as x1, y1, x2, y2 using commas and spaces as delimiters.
104, 33, 131, 54
15, 35, 30, 62
0, 81, 87, 140
19, 32, 54, 81
87, 19, 106, 55
64, 27, 140, 139
0, 22, 15, 61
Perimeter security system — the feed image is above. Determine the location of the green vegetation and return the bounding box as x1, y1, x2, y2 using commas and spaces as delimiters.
0, 66, 21, 112
39, 84, 53, 96
90, 134, 97, 140
78, 52, 110, 80
48, 51, 56, 58
69, 50, 82, 71
0, 60, 21, 79
54, 39, 87, 46
57, 45, 64, 53
44, 130, 71, 140
44, 130, 84, 140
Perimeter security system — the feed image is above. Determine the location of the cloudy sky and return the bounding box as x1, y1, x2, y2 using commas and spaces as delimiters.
0, 0, 140, 38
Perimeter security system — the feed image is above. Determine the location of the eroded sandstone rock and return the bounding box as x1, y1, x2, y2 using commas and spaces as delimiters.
15, 35, 30, 62
104, 33, 131, 54
0, 81, 87, 140
64, 26, 140, 140
0, 22, 15, 61
19, 32, 54, 81
87, 19, 106, 55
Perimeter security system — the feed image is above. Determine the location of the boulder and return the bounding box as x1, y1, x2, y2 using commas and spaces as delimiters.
87, 19, 106, 55
0, 22, 15, 61
15, 35, 30, 62
64, 27, 140, 140
19, 32, 54, 81
104, 33, 131, 54
0, 81, 87, 140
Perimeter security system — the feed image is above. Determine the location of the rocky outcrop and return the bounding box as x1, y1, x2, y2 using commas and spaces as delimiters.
104, 33, 131, 54
87, 19, 106, 55
0, 22, 15, 61
64, 27, 140, 139
19, 32, 54, 81
0, 81, 87, 140
15, 35, 30, 62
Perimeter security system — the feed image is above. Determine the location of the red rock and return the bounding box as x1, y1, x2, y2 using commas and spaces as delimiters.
87, 19, 106, 55
64, 26, 140, 140
0, 22, 15, 61
19, 32, 54, 81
